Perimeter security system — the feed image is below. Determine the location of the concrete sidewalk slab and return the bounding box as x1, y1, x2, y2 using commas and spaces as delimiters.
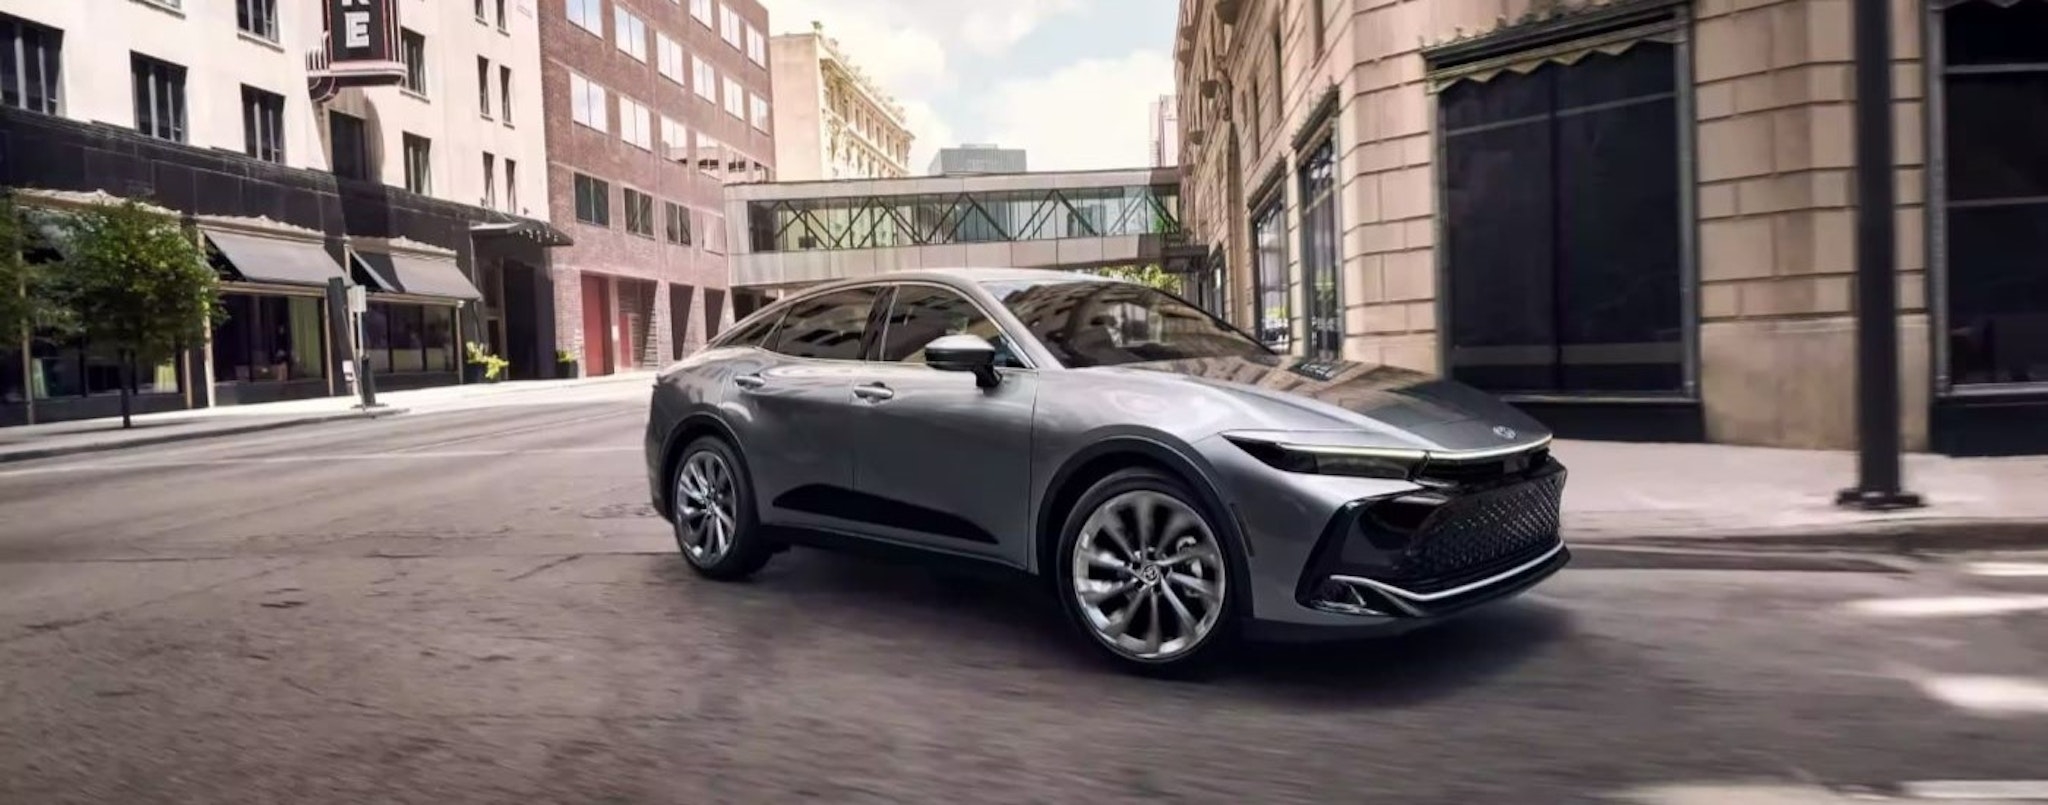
1555, 440, 2048, 553
0, 406, 408, 464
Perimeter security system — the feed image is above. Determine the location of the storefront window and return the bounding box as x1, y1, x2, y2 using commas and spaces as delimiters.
213, 293, 326, 383
362, 301, 456, 374
29, 331, 180, 399
1250, 198, 1290, 350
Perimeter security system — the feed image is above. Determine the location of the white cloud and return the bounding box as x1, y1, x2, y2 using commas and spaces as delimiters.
979, 50, 1173, 171
898, 98, 956, 174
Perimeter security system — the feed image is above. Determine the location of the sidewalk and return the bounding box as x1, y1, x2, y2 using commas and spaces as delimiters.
0, 371, 657, 464
1556, 439, 2048, 553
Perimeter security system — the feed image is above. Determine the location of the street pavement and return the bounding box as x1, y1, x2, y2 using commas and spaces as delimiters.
2, 382, 2046, 804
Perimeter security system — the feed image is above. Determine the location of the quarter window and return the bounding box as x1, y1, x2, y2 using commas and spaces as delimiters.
767, 288, 880, 361
877, 285, 1022, 368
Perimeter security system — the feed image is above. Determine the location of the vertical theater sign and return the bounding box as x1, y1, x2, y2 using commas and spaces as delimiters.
308, 0, 406, 99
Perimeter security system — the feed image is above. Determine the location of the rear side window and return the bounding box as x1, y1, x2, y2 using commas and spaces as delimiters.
767, 287, 880, 360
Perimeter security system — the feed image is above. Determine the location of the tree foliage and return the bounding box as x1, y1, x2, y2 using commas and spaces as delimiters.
0, 194, 47, 343
49, 200, 222, 366
1095, 264, 1182, 293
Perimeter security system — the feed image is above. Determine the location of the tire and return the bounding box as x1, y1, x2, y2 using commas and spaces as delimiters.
670, 435, 774, 581
1053, 467, 1243, 677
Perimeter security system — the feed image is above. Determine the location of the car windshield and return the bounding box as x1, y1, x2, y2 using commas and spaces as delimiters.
981, 279, 1273, 369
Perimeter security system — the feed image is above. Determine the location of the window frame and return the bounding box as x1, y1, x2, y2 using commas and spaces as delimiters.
482, 152, 497, 209
722, 76, 744, 118
500, 65, 513, 121
573, 172, 611, 226
237, 0, 279, 42
622, 187, 655, 237
1295, 134, 1342, 360
240, 84, 285, 163
871, 281, 1037, 370
130, 52, 187, 143
402, 133, 432, 194
693, 56, 717, 101
618, 95, 652, 150
615, 8, 647, 61
0, 14, 64, 116
657, 32, 685, 84
762, 285, 886, 362
476, 56, 492, 118
329, 110, 370, 180
569, 72, 608, 132
567, 0, 604, 36
1247, 189, 1290, 352
399, 29, 427, 96
664, 200, 692, 245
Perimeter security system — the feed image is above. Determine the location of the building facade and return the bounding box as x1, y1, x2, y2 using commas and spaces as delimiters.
928, 144, 1027, 176
540, 0, 774, 375
0, 0, 567, 427
1174, 0, 2048, 456
1151, 94, 1181, 167
767, 23, 913, 182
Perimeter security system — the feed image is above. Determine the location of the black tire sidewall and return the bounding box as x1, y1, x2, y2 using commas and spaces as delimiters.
1053, 467, 1245, 673
673, 435, 770, 578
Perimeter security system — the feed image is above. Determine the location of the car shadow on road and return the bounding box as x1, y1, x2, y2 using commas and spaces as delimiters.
715, 548, 1574, 708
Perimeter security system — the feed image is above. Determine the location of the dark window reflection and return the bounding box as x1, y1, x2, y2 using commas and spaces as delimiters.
212, 293, 326, 383
983, 279, 1270, 369
1442, 43, 1684, 394
767, 287, 877, 360
1251, 199, 1290, 350
876, 285, 1023, 367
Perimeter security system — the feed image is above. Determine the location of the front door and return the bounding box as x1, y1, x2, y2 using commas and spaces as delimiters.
727, 286, 883, 534
848, 284, 1038, 565
580, 273, 612, 375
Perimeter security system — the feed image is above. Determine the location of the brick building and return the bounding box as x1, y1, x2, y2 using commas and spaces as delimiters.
542, 0, 774, 375
1173, 0, 2048, 455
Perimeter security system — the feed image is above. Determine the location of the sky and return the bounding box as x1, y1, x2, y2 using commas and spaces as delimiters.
757, 0, 1178, 173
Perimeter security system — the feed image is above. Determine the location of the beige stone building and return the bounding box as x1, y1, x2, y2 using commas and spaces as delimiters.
1173, 0, 2048, 456
767, 23, 914, 181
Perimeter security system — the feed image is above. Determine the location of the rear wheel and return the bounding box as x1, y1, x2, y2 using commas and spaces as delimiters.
1054, 468, 1240, 676
672, 436, 772, 581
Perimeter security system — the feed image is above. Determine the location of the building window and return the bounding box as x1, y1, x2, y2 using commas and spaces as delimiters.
615, 9, 646, 61
500, 66, 513, 120
474, 0, 487, 20
660, 116, 688, 161
569, 73, 608, 132
745, 25, 765, 65
0, 14, 63, 115
665, 201, 692, 245
329, 110, 369, 180
1250, 196, 1289, 350
567, 0, 603, 36
237, 0, 278, 41
718, 4, 741, 48
505, 159, 518, 212
1940, 2, 2048, 387
130, 53, 186, 142
619, 96, 652, 150
476, 56, 492, 118
211, 294, 323, 384
495, 0, 507, 31
402, 133, 431, 194
241, 85, 285, 163
400, 29, 426, 95
483, 153, 497, 209
1297, 138, 1340, 359
692, 56, 715, 101
696, 134, 722, 176
574, 173, 610, 226
657, 33, 684, 84
361, 302, 456, 374
623, 188, 655, 237
722, 77, 743, 118
1441, 40, 1684, 394
691, 0, 712, 26
750, 94, 769, 132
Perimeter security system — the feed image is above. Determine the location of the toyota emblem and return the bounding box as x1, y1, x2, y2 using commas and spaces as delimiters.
1492, 425, 1517, 440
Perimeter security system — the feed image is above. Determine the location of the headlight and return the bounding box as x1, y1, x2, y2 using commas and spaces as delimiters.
1224, 436, 1426, 480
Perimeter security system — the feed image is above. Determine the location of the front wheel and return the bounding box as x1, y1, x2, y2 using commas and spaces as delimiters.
1054, 468, 1241, 676
672, 436, 773, 581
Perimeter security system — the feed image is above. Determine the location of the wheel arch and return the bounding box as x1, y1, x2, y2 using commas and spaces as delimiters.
656, 410, 751, 520
1032, 435, 1248, 580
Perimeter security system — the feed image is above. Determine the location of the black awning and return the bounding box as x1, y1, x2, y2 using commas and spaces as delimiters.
350, 250, 482, 300
201, 228, 347, 287
470, 219, 575, 247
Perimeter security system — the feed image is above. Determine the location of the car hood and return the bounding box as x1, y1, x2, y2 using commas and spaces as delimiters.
1095, 354, 1552, 452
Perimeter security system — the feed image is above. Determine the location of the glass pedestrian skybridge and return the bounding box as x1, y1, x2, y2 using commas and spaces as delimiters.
721, 167, 1182, 288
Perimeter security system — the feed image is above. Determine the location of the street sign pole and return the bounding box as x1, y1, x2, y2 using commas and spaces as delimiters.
1837, 0, 1922, 511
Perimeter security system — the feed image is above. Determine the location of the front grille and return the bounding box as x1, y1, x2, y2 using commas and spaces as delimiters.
1383, 469, 1565, 593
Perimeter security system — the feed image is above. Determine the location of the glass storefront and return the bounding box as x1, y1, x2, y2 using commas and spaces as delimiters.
25, 332, 180, 399
213, 293, 327, 384
360, 301, 457, 375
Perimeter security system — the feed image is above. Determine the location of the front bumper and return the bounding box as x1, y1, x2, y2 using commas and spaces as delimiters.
1224, 445, 1569, 642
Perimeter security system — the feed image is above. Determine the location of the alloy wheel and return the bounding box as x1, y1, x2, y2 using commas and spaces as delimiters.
1070, 489, 1228, 662
675, 449, 738, 564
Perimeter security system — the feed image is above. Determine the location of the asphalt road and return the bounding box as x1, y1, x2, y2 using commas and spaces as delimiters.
2, 384, 2046, 804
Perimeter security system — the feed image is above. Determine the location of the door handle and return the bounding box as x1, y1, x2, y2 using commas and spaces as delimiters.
734, 373, 766, 390
852, 382, 895, 401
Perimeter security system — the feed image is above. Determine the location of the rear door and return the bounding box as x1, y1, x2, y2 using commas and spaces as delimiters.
845, 283, 1039, 565
726, 286, 883, 533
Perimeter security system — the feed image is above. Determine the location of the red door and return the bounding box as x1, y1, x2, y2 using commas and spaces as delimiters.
580, 274, 612, 375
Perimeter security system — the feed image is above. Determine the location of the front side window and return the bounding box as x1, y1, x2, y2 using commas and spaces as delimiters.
982, 279, 1270, 369
877, 285, 1023, 368
400, 30, 426, 94
242, 85, 285, 163
131, 53, 186, 142
1297, 138, 1340, 359
0, 14, 64, 115
1250, 196, 1288, 350
767, 287, 880, 361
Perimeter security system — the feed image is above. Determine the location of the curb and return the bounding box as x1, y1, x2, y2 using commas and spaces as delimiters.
0, 407, 411, 465
1567, 518, 2048, 555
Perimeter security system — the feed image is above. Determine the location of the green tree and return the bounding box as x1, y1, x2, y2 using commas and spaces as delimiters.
0, 195, 50, 353
1096, 264, 1182, 293
49, 200, 222, 428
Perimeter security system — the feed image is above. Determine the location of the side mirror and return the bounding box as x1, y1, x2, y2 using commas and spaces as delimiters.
925, 333, 1001, 388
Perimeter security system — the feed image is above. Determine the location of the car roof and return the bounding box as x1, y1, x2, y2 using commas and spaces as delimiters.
860, 267, 1119, 287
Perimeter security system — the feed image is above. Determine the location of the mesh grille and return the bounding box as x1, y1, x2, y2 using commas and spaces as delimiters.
1390, 471, 1564, 593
